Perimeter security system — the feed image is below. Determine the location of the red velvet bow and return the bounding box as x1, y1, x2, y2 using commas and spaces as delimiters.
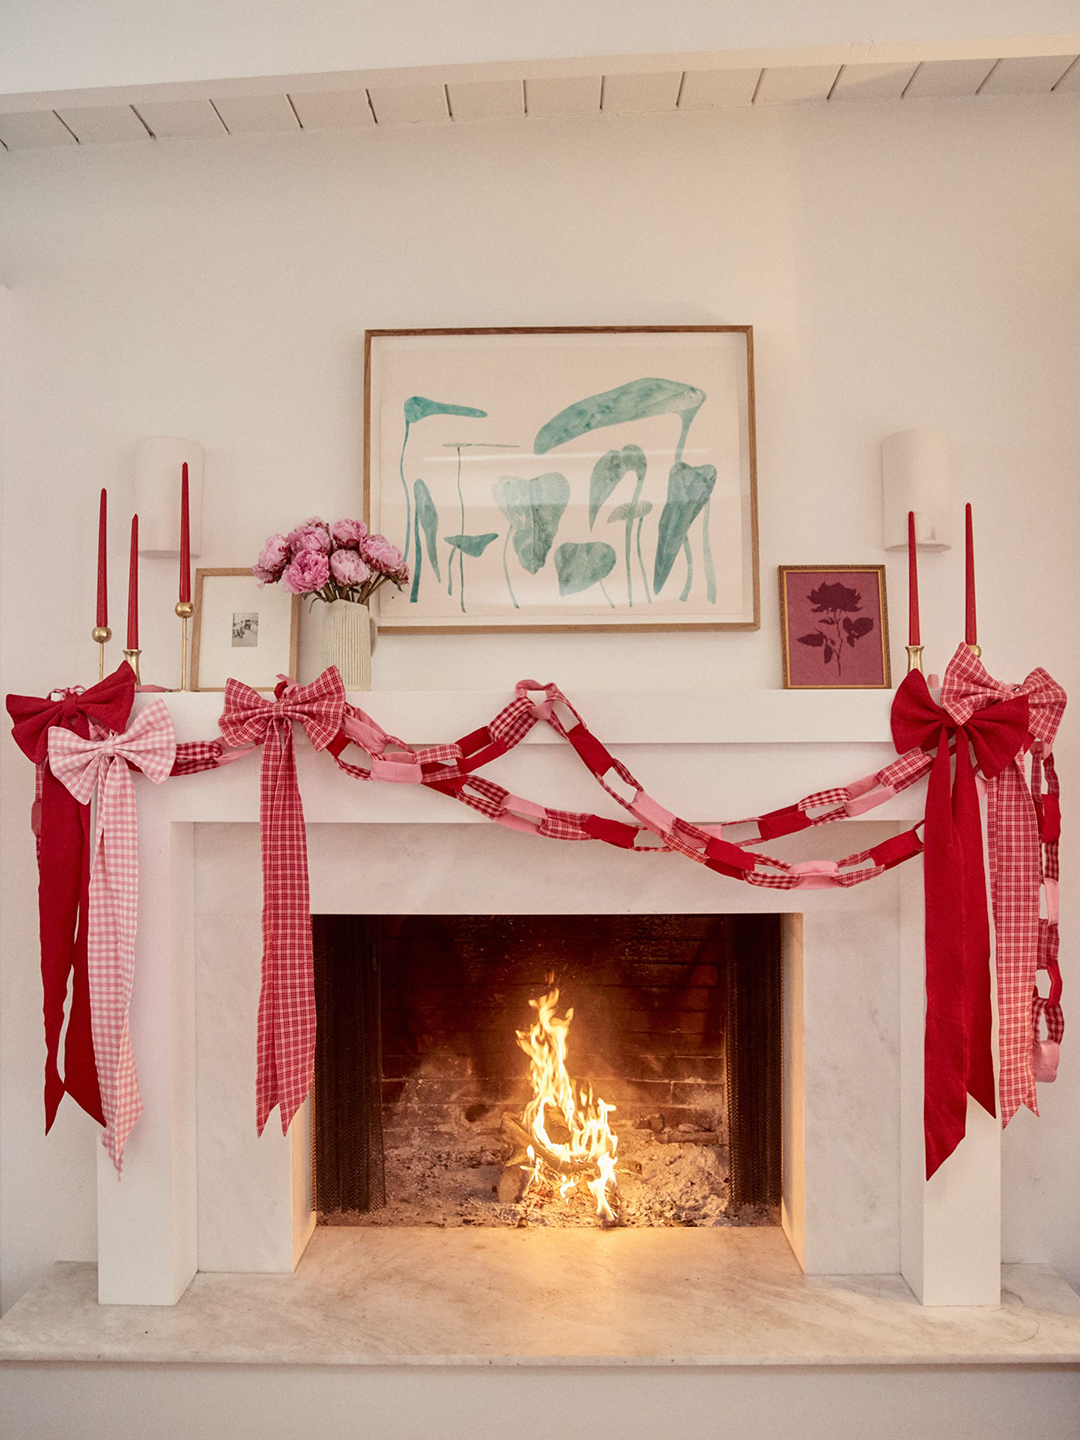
218, 668, 345, 1135
891, 668, 1031, 1177
5, 663, 136, 1131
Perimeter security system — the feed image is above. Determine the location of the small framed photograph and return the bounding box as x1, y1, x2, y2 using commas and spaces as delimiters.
364, 326, 759, 633
191, 567, 300, 692
778, 565, 891, 690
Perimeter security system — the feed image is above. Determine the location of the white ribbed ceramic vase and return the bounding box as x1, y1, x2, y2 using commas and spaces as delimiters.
322, 600, 377, 690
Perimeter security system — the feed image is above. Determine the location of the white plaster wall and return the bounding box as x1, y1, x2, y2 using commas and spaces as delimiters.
1, 95, 1079, 1312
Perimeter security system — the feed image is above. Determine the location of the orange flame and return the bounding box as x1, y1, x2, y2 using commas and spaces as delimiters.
515, 983, 619, 1223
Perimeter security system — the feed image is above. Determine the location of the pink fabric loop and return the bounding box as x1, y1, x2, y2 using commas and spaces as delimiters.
370, 755, 423, 784
48, 701, 177, 1173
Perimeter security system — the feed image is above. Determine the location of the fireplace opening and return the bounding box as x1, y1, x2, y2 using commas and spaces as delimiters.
311, 914, 782, 1229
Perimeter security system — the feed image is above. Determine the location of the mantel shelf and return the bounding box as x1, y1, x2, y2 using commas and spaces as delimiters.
143, 687, 897, 748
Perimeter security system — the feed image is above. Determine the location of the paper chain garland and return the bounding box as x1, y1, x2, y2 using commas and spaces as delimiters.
8, 647, 1065, 1178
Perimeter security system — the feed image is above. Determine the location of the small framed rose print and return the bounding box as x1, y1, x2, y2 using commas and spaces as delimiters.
778, 565, 891, 690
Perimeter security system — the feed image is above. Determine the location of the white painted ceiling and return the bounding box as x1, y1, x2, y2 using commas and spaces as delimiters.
1, 53, 1077, 149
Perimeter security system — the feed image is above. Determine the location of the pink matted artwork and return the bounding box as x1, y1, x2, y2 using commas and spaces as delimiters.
779, 566, 891, 690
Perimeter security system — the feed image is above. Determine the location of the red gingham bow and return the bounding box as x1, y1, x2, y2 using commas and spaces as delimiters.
218, 668, 346, 1135
48, 700, 176, 1173
6, 664, 137, 1131
940, 645, 1067, 1128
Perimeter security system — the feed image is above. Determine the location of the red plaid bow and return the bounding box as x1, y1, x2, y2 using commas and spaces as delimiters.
219, 667, 346, 1135
6, 663, 135, 1130
49, 700, 176, 1174
892, 658, 1030, 1177
940, 645, 1067, 1129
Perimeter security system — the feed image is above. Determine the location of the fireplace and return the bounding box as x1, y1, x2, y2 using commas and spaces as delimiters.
311, 913, 782, 1229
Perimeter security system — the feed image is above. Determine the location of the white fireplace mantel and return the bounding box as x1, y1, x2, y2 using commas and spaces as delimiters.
97, 687, 998, 1310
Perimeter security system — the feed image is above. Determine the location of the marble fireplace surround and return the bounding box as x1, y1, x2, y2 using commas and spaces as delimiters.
93, 688, 1001, 1313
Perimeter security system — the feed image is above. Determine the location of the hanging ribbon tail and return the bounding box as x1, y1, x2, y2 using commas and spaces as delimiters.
219, 668, 345, 1137
7, 664, 135, 1130
48, 699, 176, 1174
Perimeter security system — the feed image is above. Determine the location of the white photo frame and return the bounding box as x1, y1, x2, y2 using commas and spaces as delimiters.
191, 567, 300, 692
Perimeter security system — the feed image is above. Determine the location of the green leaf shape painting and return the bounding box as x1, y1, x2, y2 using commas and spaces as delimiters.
554, 542, 618, 605
608, 499, 654, 604
589, 445, 648, 606
445, 532, 499, 558
534, 378, 705, 460
588, 444, 647, 526
444, 532, 499, 613
403, 396, 488, 425
653, 461, 717, 598
398, 396, 487, 567
494, 473, 570, 609
408, 478, 441, 603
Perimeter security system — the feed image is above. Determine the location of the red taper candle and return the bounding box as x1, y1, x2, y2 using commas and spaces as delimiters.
179, 462, 191, 604
96, 488, 108, 628
126, 514, 139, 651
965, 503, 977, 647
907, 510, 920, 646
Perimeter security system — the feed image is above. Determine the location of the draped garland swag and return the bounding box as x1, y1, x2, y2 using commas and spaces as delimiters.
7, 644, 1065, 1179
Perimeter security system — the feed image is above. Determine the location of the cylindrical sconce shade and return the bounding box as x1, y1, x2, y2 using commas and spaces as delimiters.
133, 437, 204, 557
881, 429, 951, 551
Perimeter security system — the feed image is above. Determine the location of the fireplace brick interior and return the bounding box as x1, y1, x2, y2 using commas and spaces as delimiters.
312, 913, 782, 1228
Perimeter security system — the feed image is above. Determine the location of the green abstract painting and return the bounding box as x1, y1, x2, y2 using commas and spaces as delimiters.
365, 328, 757, 630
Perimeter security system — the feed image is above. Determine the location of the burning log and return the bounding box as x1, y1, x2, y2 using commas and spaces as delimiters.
500, 1112, 602, 1180
657, 1129, 720, 1145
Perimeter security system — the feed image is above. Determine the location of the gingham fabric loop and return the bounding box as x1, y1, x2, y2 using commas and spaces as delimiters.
48, 700, 176, 1173
218, 667, 346, 1136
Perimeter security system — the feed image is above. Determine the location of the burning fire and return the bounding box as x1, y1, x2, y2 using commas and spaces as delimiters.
514, 983, 620, 1224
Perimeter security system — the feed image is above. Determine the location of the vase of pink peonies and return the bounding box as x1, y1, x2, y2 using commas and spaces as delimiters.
253, 517, 408, 690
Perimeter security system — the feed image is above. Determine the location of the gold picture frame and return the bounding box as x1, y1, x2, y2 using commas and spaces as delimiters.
191, 567, 301, 692
364, 326, 759, 633
778, 565, 892, 690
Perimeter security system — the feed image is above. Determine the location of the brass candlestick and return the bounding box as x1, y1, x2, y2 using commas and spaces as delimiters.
175, 600, 194, 691
123, 648, 141, 684
92, 625, 112, 681
906, 644, 924, 674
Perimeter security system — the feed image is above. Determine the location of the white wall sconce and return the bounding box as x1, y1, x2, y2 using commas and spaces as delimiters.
881, 428, 951, 551
134, 436, 204, 557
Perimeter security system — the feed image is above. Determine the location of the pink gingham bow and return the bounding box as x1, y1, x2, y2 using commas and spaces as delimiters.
940, 644, 1067, 1124
48, 700, 177, 1174
218, 668, 346, 1135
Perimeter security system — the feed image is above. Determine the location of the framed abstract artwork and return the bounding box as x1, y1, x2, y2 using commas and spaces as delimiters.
778, 565, 892, 690
191, 568, 301, 692
364, 326, 759, 632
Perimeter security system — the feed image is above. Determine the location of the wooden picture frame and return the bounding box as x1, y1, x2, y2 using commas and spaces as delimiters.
363, 326, 759, 633
191, 567, 301, 692
778, 565, 892, 690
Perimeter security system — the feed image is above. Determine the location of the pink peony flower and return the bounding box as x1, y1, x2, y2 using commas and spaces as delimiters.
253, 533, 289, 585
362, 534, 405, 576
286, 520, 331, 556
281, 549, 330, 594
329, 549, 372, 588
331, 518, 368, 549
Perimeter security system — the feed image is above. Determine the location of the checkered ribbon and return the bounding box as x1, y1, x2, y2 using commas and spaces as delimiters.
941, 645, 1067, 1126
48, 701, 176, 1174
218, 667, 345, 1135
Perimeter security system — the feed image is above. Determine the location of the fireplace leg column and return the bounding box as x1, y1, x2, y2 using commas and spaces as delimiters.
898, 861, 1001, 1305
95, 818, 198, 1305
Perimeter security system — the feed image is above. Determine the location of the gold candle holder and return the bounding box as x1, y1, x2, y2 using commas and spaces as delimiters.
92, 625, 112, 682
175, 600, 194, 691
906, 644, 924, 675
123, 648, 141, 684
